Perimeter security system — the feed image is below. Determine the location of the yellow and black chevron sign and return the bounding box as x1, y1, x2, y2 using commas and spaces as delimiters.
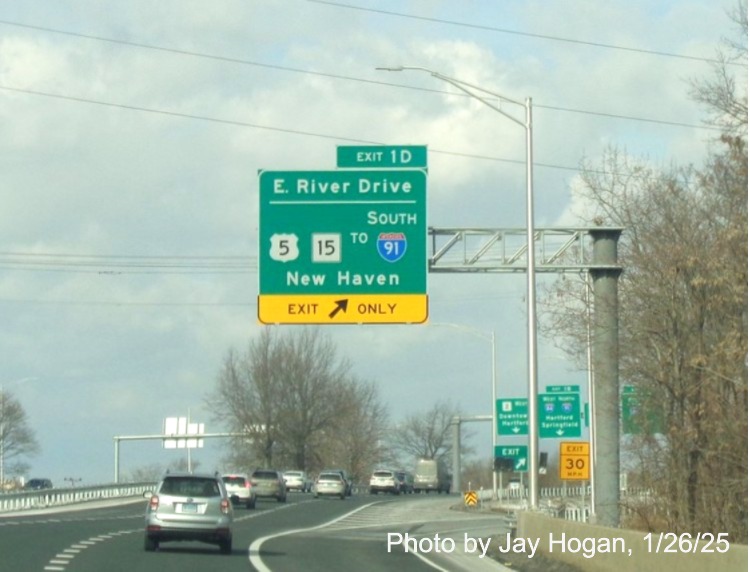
463, 491, 478, 507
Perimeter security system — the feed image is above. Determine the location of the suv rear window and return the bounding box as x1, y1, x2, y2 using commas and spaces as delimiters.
159, 477, 220, 497
222, 476, 247, 486
318, 473, 342, 482
373, 470, 394, 478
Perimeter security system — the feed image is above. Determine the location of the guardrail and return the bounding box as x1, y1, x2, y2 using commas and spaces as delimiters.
0, 482, 156, 514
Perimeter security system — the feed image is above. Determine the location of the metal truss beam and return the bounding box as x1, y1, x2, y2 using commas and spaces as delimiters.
429, 227, 624, 273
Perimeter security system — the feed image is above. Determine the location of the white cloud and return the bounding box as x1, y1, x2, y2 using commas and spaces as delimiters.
0, 0, 740, 483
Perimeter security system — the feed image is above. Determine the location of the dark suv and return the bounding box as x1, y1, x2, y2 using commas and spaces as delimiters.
24, 478, 53, 490
144, 471, 233, 554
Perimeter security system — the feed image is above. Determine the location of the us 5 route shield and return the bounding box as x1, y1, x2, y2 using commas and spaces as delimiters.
258, 169, 428, 324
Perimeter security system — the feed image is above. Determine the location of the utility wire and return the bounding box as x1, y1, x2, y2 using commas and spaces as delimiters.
0, 19, 721, 132
0, 251, 257, 274
307, 0, 744, 67
0, 84, 568, 172
0, 84, 705, 179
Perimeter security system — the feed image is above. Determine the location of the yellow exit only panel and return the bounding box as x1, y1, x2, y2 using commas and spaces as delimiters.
258, 294, 428, 325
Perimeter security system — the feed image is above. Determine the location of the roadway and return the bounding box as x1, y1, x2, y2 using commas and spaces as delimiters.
0, 492, 514, 571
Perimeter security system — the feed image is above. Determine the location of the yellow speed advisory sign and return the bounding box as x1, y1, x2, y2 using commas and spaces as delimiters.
258, 294, 428, 325
559, 441, 591, 480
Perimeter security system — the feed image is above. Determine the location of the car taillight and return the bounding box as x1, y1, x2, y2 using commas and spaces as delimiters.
220, 498, 230, 514
244, 481, 251, 489
149, 495, 159, 511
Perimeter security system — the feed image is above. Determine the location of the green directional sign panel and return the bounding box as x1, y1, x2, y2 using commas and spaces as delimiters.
497, 398, 529, 436
494, 445, 528, 473
258, 169, 427, 324
539, 392, 581, 438
622, 386, 664, 435
337, 145, 428, 169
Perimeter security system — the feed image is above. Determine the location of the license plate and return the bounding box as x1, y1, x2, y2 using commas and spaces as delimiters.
181, 503, 197, 513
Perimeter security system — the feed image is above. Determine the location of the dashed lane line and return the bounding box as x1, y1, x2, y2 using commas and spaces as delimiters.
42, 529, 139, 571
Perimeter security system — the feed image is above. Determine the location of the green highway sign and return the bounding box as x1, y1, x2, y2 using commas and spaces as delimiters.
337, 145, 428, 169
622, 386, 663, 435
494, 445, 528, 473
539, 392, 581, 438
497, 398, 529, 436
258, 169, 428, 324
546, 384, 580, 393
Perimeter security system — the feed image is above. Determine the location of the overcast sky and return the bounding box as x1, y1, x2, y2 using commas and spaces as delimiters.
0, 0, 741, 485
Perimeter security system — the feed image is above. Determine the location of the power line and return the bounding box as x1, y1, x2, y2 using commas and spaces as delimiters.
0, 83, 564, 171
0, 19, 721, 132
0, 251, 257, 274
0, 83, 704, 179
307, 0, 744, 67
0, 297, 256, 307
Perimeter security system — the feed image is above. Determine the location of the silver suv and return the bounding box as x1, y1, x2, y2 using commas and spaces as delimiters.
250, 469, 287, 502
144, 471, 233, 554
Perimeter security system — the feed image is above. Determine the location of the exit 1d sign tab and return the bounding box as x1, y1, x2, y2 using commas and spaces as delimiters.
336, 145, 427, 169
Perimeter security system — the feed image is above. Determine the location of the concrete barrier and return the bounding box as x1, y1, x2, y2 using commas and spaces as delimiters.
517, 511, 748, 572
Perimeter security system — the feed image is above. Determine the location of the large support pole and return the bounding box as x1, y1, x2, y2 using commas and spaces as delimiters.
451, 417, 461, 494
590, 229, 622, 526
114, 438, 120, 484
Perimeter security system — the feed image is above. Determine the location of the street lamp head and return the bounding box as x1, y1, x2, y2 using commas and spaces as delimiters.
375, 66, 405, 72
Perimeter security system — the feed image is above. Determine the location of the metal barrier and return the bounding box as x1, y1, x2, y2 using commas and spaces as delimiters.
0, 482, 156, 514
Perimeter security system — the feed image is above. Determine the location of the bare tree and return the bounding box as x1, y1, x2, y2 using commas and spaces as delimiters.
541, 139, 747, 539
689, 0, 747, 135
391, 400, 473, 464
539, 8, 747, 540
0, 390, 39, 483
317, 380, 389, 483
208, 328, 389, 479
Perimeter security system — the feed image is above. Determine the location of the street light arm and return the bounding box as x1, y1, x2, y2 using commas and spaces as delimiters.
378, 65, 539, 509
376, 66, 526, 127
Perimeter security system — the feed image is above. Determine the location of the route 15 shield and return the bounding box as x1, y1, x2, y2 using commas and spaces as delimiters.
377, 232, 407, 262
269, 233, 299, 262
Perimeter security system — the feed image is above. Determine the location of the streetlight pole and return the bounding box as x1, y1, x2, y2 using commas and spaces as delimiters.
377, 66, 540, 509
430, 323, 498, 499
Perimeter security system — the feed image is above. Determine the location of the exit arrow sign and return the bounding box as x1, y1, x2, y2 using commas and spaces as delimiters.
494, 445, 528, 473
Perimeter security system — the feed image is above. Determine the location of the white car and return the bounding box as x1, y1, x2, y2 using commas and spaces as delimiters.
284, 470, 312, 492
313, 472, 347, 499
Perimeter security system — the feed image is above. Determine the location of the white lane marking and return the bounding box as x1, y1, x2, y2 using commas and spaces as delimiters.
44, 528, 139, 571
246, 502, 448, 572
249, 503, 378, 572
